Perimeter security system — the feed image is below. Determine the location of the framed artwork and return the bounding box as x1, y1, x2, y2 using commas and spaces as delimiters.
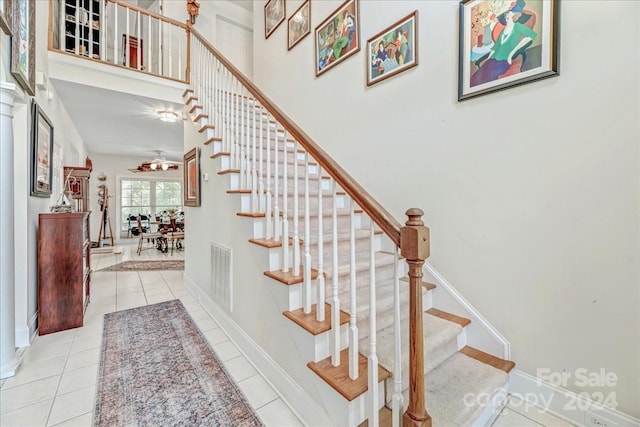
458, 0, 558, 101
287, 0, 310, 50
366, 10, 418, 86
0, 0, 11, 35
31, 101, 54, 198
183, 147, 201, 207
315, 0, 359, 77
264, 0, 285, 39
10, 0, 35, 95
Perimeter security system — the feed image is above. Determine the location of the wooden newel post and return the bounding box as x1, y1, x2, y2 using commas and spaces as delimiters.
400, 208, 432, 427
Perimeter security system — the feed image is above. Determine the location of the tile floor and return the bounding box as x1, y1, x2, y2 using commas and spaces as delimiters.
1, 243, 576, 427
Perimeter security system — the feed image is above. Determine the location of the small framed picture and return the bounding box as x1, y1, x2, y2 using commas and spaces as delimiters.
366, 10, 418, 86
315, 0, 359, 77
265, 0, 285, 39
0, 0, 12, 35
458, 0, 559, 101
31, 101, 54, 197
288, 0, 310, 50
183, 147, 200, 207
10, 0, 35, 95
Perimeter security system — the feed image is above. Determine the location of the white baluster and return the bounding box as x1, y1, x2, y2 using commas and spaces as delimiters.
158, 18, 162, 75
349, 197, 359, 379
316, 166, 325, 322
113, 2, 118, 64
265, 111, 272, 240
147, 14, 151, 73
331, 179, 340, 366
136, 11, 141, 71
293, 141, 300, 276
282, 132, 289, 272
245, 90, 251, 191
303, 152, 311, 314
178, 25, 183, 80
273, 122, 281, 241
251, 100, 258, 212
368, 225, 379, 427
74, 0, 79, 55
258, 106, 265, 213
168, 25, 173, 78
125, 8, 130, 67
240, 87, 246, 189
392, 246, 403, 427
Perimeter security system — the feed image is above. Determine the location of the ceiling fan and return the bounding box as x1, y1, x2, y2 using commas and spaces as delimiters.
129, 151, 181, 173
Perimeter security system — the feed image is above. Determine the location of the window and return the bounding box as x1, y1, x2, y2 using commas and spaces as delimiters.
120, 179, 182, 235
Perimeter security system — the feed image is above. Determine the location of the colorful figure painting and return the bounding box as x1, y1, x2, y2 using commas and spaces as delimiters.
315, 0, 360, 77
366, 11, 418, 86
458, 0, 558, 100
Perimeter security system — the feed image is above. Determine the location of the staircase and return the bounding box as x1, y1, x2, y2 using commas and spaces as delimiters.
184, 27, 515, 427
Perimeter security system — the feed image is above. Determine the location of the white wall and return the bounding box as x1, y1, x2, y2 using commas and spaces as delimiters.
88, 153, 182, 242
248, 0, 639, 419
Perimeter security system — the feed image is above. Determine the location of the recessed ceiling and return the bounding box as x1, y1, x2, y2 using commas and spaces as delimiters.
51, 79, 185, 162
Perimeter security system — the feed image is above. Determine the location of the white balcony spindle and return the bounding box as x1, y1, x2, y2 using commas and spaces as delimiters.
240, 88, 246, 190
125, 8, 130, 67
158, 19, 162, 75
368, 225, 379, 427
147, 14, 151, 73
349, 197, 358, 379
392, 246, 403, 427
293, 141, 300, 277
168, 25, 173, 78
136, 11, 141, 70
316, 166, 325, 322
113, 2, 117, 64
74, 0, 79, 55
331, 179, 340, 366
88, 0, 93, 58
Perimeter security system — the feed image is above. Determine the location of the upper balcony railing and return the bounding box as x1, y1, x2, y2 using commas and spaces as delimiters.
48, 0, 189, 83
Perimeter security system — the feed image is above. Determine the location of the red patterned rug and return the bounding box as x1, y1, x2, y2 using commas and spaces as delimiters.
98, 260, 184, 272
94, 300, 263, 426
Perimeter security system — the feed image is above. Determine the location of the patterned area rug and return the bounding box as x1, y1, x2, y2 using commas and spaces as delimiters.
94, 300, 263, 426
98, 260, 184, 272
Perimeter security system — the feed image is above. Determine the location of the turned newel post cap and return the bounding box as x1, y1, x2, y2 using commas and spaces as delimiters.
405, 208, 424, 226
400, 208, 430, 261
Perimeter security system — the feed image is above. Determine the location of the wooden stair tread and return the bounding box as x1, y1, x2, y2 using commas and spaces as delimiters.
210, 151, 230, 159
249, 238, 284, 248
400, 277, 436, 291
426, 308, 471, 328
217, 169, 240, 175
358, 407, 392, 427
228, 189, 252, 194
182, 88, 193, 98
308, 349, 391, 402
193, 113, 209, 122
185, 96, 198, 104
189, 104, 202, 113
460, 346, 515, 373
236, 211, 265, 218
283, 303, 349, 335
205, 137, 223, 145
264, 268, 318, 285
199, 124, 215, 133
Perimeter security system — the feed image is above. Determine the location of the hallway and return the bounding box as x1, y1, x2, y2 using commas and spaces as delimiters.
0, 244, 304, 426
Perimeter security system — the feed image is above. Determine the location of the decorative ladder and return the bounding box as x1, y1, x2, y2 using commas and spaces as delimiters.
185, 25, 515, 427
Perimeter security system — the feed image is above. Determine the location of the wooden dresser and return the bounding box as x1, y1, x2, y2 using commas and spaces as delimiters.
37, 212, 91, 335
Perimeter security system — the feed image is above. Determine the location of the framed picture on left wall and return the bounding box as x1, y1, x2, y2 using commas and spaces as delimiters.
183, 147, 201, 207
0, 0, 12, 35
31, 101, 54, 198
10, 0, 35, 95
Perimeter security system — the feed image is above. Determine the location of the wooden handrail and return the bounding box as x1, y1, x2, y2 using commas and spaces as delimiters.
189, 26, 402, 246
106, 0, 187, 29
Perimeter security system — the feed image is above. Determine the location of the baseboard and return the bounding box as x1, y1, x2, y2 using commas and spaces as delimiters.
185, 274, 333, 427
510, 369, 640, 427
423, 261, 511, 360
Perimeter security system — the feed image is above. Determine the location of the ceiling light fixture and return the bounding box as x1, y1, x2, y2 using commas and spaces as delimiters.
157, 110, 180, 123
150, 162, 158, 170
161, 162, 169, 171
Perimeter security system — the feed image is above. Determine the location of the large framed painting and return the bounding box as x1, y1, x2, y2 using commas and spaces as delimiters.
288, 0, 310, 50
10, 0, 35, 95
458, 0, 558, 101
0, 0, 11, 35
315, 0, 359, 77
31, 101, 54, 198
183, 147, 200, 207
366, 10, 418, 86
264, 0, 285, 39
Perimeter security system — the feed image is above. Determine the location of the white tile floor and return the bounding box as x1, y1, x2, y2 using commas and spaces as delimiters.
0, 243, 576, 427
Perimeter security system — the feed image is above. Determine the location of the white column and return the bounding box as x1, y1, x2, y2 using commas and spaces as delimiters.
0, 82, 21, 379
